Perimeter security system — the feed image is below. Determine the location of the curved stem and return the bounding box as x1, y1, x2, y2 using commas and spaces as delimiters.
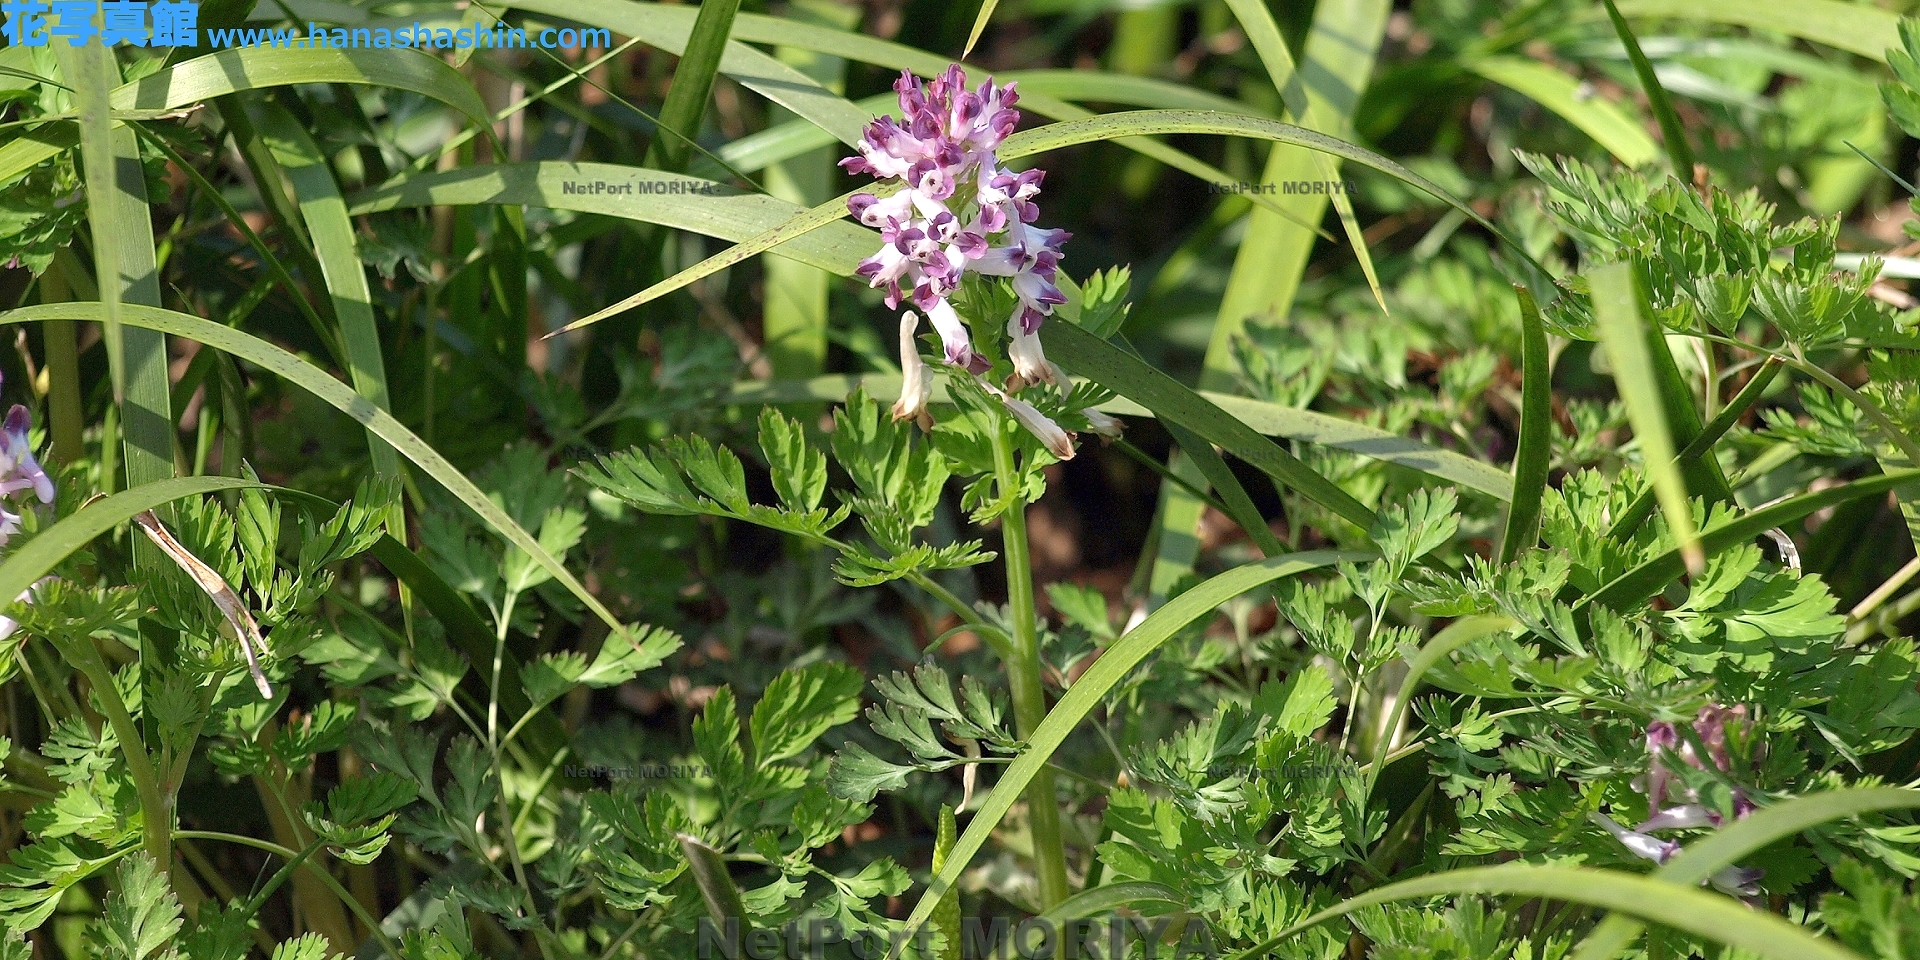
988, 419, 1071, 910
174, 831, 405, 960
907, 571, 1016, 659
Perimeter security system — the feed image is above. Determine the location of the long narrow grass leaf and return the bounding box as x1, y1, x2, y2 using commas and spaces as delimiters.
545, 109, 1546, 337
1468, 56, 1659, 167
1044, 322, 1376, 530
1499, 286, 1553, 563
1, 304, 632, 636
888, 552, 1362, 959
1607, 357, 1783, 539
250, 103, 406, 542
728, 373, 1508, 498
1221, 863, 1862, 960
1582, 469, 1920, 613
1572, 787, 1920, 960
1590, 261, 1700, 574
1160, 420, 1286, 556
1602, 0, 1694, 174
646, 0, 739, 170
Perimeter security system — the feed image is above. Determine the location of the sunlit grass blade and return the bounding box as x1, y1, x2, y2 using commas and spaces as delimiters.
250, 102, 406, 541
646, 0, 738, 170
1044, 320, 1376, 531
1572, 787, 1920, 960
1499, 286, 1552, 564
761, 0, 858, 380
964, 0, 1000, 58
55, 41, 175, 546
1590, 261, 1700, 574
1468, 56, 1659, 167
1607, 356, 1783, 539
888, 551, 1363, 960
1220, 863, 1862, 960
545, 109, 1547, 338
351, 163, 875, 270
2, 303, 632, 636
1161, 420, 1286, 557
502, 0, 868, 147
1219, 0, 1391, 317
54, 44, 125, 405
1612, 0, 1897, 61
1581, 468, 1920, 613
0, 476, 261, 607
727, 373, 1511, 499
1156, 0, 1390, 601
1602, 0, 1695, 175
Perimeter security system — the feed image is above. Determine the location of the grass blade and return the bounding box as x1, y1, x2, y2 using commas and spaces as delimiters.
54, 44, 124, 405
1468, 56, 1659, 167
1367, 616, 1516, 796
1581, 468, 1920, 613
1043, 321, 1376, 531
1160, 420, 1287, 557
0, 476, 260, 607
1572, 787, 1920, 960
963, 0, 999, 59
1606, 356, 1783, 539
761, 0, 859, 380
249, 102, 406, 540
3, 304, 633, 637
646, 0, 739, 170
55, 41, 175, 536
1498, 286, 1553, 563
1589, 261, 1700, 574
1, 47, 491, 185
544, 109, 1547, 338
888, 551, 1363, 959
1601, 0, 1695, 175
1612, 0, 1897, 62
1222, 863, 1862, 960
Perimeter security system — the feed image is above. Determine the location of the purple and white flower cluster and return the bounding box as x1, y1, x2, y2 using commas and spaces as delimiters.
843, 66, 1091, 456
1592, 704, 1765, 900
0, 395, 55, 643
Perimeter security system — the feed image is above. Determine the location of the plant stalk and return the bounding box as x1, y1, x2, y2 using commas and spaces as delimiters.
989, 420, 1072, 910
64, 636, 170, 868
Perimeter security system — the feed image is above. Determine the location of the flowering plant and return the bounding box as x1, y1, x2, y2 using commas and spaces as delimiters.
842, 66, 1106, 457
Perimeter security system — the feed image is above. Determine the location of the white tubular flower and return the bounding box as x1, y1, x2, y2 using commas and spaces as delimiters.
992, 388, 1076, 461
1007, 322, 1054, 387
892, 312, 933, 428
1591, 812, 1679, 864
1081, 407, 1125, 439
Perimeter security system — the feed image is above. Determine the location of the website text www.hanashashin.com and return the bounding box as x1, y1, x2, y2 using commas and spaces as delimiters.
1, 0, 608, 49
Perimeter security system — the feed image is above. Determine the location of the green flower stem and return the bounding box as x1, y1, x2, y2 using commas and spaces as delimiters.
62, 635, 170, 869
989, 419, 1072, 910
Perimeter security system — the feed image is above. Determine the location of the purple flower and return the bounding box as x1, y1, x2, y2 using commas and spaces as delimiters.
1644, 704, 1756, 823
843, 65, 1082, 448
0, 400, 55, 643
